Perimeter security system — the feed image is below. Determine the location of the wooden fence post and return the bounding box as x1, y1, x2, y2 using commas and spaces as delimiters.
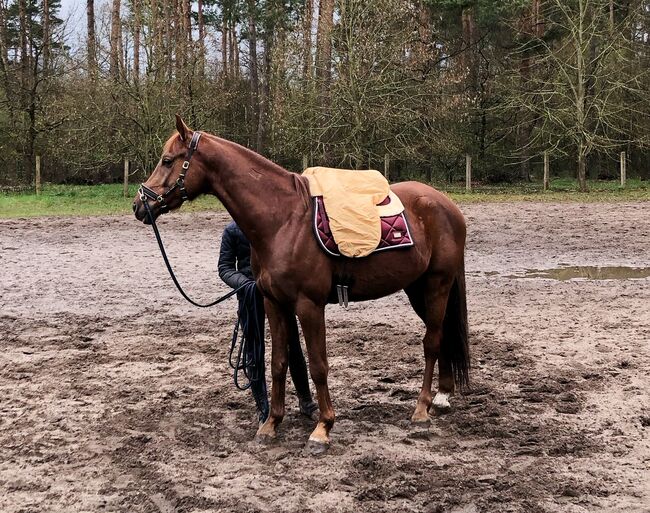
543, 151, 550, 192
35, 155, 41, 195
123, 159, 129, 197
620, 151, 626, 187
302, 154, 309, 170
465, 154, 472, 192
384, 154, 389, 179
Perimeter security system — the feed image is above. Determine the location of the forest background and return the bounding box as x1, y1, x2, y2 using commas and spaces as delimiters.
1, 0, 649, 193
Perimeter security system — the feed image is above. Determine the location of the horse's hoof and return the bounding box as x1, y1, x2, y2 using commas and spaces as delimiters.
410, 415, 431, 425
432, 392, 451, 414
304, 439, 329, 456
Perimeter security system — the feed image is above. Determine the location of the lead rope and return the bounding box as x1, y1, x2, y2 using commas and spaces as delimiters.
228, 281, 265, 390
142, 199, 263, 388
142, 198, 245, 307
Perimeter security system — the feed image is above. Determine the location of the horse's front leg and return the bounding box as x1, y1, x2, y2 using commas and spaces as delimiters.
255, 298, 290, 441
296, 298, 334, 454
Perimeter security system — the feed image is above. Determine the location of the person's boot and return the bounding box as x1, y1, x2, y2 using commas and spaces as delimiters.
298, 395, 319, 420
249, 376, 269, 426
288, 352, 319, 420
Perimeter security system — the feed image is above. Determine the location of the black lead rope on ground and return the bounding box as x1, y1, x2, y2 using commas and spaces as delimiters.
229, 281, 265, 391
143, 199, 245, 307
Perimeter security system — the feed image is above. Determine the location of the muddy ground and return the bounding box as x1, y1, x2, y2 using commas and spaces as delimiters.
1, 202, 649, 513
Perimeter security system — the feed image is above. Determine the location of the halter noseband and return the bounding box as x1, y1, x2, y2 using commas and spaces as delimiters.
139, 131, 202, 212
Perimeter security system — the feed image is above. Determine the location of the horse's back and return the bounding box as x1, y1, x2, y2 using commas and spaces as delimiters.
392, 181, 466, 233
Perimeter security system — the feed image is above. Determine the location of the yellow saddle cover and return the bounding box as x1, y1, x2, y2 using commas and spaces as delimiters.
302, 166, 405, 258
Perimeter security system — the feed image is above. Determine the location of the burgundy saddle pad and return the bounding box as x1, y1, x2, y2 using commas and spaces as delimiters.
312, 196, 414, 257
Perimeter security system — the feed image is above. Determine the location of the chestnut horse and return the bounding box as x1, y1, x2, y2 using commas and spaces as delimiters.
133, 116, 469, 453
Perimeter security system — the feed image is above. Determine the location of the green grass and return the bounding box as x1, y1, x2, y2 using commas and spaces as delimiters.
443, 177, 649, 203
0, 178, 647, 218
0, 184, 224, 218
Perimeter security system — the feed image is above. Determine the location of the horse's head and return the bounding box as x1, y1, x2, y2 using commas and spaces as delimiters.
133, 115, 208, 224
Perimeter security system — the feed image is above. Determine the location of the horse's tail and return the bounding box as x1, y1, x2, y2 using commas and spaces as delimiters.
441, 257, 470, 390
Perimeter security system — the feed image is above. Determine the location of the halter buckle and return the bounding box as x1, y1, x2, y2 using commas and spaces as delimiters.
182, 161, 190, 170
156, 195, 164, 203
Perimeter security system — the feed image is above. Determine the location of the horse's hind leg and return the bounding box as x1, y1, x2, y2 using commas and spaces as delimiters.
405, 275, 453, 423
435, 266, 470, 411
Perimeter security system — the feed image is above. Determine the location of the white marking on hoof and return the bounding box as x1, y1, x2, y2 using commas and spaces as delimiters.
308, 434, 328, 444
433, 392, 451, 410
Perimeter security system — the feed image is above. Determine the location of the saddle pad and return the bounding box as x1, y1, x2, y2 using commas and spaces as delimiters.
313, 196, 414, 257
303, 167, 406, 257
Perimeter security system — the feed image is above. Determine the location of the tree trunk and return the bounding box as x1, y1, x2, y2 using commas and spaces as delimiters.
164, 1, 173, 79
228, 19, 235, 77
576, 0, 587, 192
109, 0, 121, 80
0, 2, 14, 127
518, 3, 534, 181
17, 0, 35, 181
417, 0, 433, 63
0, 1, 11, 78
121, 26, 128, 80
181, 0, 191, 70
315, 0, 334, 92
150, 0, 162, 75
257, 32, 271, 152
247, 0, 260, 149
197, 0, 205, 77
461, 7, 477, 89
86, 0, 97, 77
42, 0, 50, 72
174, 0, 184, 74
234, 21, 240, 76
19, 0, 28, 80
302, 0, 313, 80
221, 17, 228, 79
184, 0, 192, 43
133, 0, 141, 81
577, 148, 587, 192
534, 0, 543, 37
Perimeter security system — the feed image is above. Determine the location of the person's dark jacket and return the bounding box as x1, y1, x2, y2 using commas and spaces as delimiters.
218, 221, 253, 290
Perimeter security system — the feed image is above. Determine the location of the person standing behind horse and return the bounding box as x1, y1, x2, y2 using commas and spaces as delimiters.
218, 221, 318, 425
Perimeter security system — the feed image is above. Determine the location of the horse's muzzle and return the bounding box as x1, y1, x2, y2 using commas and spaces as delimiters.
133, 200, 152, 224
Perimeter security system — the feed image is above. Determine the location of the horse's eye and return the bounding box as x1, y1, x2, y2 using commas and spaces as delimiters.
162, 158, 173, 167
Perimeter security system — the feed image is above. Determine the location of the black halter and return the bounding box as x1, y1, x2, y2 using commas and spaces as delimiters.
139, 131, 202, 212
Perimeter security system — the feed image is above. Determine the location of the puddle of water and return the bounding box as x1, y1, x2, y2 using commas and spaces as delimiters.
512, 266, 650, 281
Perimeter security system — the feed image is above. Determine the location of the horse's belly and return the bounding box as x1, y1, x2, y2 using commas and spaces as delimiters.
328, 247, 428, 303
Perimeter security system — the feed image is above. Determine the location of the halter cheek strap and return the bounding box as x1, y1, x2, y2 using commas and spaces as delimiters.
139, 131, 202, 211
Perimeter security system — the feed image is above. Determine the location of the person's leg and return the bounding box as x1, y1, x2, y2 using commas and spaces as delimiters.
241, 290, 269, 423
248, 368, 269, 423
287, 330, 318, 419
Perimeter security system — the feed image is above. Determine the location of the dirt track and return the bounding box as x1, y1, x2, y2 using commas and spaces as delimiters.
1, 202, 649, 513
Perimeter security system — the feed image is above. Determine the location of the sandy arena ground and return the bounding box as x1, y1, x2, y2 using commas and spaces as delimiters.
1, 202, 649, 513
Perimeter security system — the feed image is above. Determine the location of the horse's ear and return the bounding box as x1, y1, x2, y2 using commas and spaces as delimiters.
175, 114, 191, 142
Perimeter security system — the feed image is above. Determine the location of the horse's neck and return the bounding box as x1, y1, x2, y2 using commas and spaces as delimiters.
203, 136, 307, 245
